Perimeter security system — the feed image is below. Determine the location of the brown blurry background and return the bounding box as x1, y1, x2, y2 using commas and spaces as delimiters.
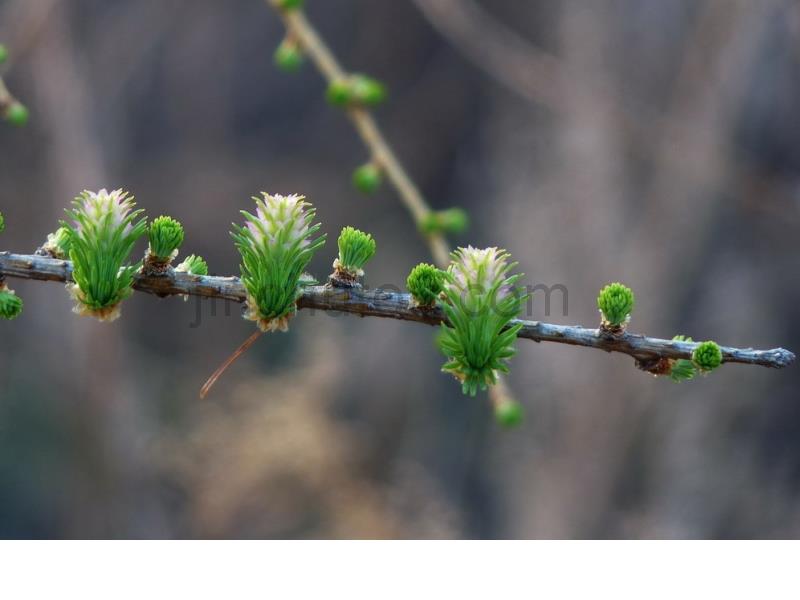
1, 0, 799, 539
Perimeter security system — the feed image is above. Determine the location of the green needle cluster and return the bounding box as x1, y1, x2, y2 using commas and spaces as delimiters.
693, 341, 722, 372
597, 282, 635, 328
232, 193, 326, 331
147, 215, 185, 263
335, 226, 376, 279
176, 254, 209, 276
438, 246, 526, 396
0, 286, 23, 320
406, 263, 445, 307
62, 189, 147, 321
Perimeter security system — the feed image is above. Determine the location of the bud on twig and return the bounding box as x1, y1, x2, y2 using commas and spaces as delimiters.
352, 162, 383, 194
597, 282, 634, 334
693, 341, 722, 373
331, 226, 376, 286
406, 263, 444, 307
274, 38, 305, 72
145, 215, 184, 274
419, 208, 469, 235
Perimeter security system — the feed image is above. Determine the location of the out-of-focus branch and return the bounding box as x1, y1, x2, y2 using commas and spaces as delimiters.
411, 0, 565, 111
266, 0, 450, 267
1, 252, 794, 370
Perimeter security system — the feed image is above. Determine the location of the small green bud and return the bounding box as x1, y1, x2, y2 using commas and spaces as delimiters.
4, 102, 29, 127
326, 80, 353, 106
494, 400, 524, 428
334, 226, 376, 278
0, 211, 4, 234
419, 208, 470, 235
41, 226, 72, 259
597, 282, 634, 328
350, 74, 387, 107
352, 163, 382, 194
0, 288, 23, 320
0, 45, 8, 65
326, 75, 387, 108
176, 254, 209, 276
406, 263, 444, 306
148, 215, 184, 261
274, 40, 304, 72
276, 0, 304, 10
693, 340, 722, 372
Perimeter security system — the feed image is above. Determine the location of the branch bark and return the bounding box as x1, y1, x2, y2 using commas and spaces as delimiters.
2, 252, 793, 370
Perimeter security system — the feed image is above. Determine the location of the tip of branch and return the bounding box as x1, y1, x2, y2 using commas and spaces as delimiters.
769, 348, 796, 368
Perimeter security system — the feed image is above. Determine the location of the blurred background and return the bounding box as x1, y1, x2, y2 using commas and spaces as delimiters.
1, 0, 799, 539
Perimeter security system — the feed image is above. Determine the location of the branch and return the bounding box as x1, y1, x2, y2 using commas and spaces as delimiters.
411, 0, 565, 111
2, 252, 793, 370
265, 0, 450, 268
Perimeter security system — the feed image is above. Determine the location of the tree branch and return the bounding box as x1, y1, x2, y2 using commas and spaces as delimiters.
2, 252, 793, 370
265, 0, 450, 268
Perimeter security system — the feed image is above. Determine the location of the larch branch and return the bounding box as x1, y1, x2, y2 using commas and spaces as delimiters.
1, 252, 793, 370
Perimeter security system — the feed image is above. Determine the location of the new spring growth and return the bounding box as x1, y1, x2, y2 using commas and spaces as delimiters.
669, 335, 697, 382
597, 282, 635, 332
353, 163, 383, 194
62, 189, 147, 322
693, 341, 722, 372
0, 44, 8, 65
0, 284, 23, 320
420, 208, 470, 236
176, 254, 208, 276
232, 193, 325, 332
146, 215, 184, 272
438, 246, 526, 396
274, 37, 304, 73
327, 74, 388, 108
174, 254, 208, 302
0, 213, 22, 320
333, 226, 376, 284
406, 263, 445, 307
39, 226, 71, 259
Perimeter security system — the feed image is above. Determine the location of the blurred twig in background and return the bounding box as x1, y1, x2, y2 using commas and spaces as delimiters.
411, 0, 565, 111
266, 0, 450, 267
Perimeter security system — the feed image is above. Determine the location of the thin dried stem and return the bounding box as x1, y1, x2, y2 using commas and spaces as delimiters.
199, 329, 264, 399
